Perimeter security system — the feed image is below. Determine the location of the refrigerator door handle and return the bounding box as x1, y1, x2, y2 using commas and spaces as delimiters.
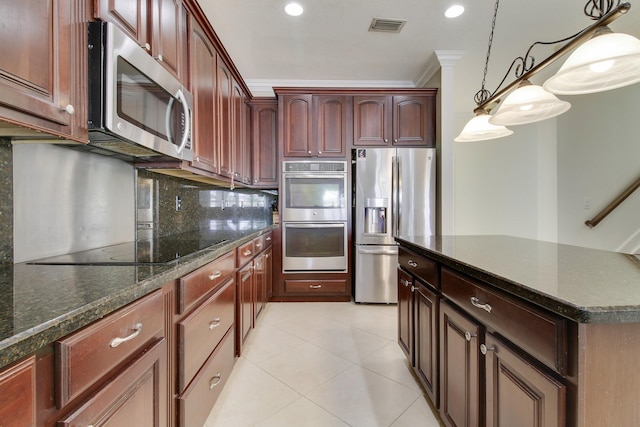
357, 247, 398, 256
391, 155, 400, 236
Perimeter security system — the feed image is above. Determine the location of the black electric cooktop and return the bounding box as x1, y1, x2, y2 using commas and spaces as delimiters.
28, 235, 228, 266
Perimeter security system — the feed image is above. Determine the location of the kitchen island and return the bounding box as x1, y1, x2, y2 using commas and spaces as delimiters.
395, 235, 640, 427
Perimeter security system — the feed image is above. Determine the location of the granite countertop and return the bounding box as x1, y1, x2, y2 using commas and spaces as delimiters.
0, 225, 276, 370
395, 235, 640, 324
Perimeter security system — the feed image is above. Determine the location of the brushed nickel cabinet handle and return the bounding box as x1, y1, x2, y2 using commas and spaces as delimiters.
109, 323, 143, 348
480, 343, 496, 355
243, 249, 252, 256
209, 271, 222, 280
470, 297, 492, 313
465, 331, 477, 342
209, 373, 222, 389
155, 54, 163, 62
142, 42, 151, 51
408, 260, 418, 268
309, 284, 322, 289
256, 242, 262, 248
62, 104, 75, 115
400, 279, 411, 287
410, 285, 418, 292
266, 237, 272, 241
209, 318, 221, 330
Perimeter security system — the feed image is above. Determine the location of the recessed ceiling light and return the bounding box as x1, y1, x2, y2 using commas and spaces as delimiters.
445, 5, 465, 18
284, 2, 304, 16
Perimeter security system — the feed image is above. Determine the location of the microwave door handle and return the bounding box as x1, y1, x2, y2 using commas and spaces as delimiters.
165, 89, 191, 154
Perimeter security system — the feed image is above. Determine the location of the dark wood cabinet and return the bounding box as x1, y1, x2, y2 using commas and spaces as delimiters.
217, 60, 233, 179
397, 268, 414, 361
57, 338, 167, 427
0, 356, 36, 427
353, 93, 436, 147
414, 280, 439, 406
0, 0, 87, 142
189, 18, 219, 173
250, 99, 279, 188
280, 94, 313, 157
484, 333, 566, 427
95, 0, 187, 82
232, 81, 250, 185
313, 95, 351, 157
439, 301, 482, 427
254, 252, 267, 320
236, 261, 254, 353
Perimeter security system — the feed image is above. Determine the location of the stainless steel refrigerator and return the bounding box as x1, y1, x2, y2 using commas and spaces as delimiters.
354, 148, 436, 303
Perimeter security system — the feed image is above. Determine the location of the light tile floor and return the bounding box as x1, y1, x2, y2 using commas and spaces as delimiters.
205, 302, 442, 427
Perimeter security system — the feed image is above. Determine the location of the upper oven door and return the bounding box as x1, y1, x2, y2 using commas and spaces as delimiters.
281, 173, 348, 221
88, 22, 193, 161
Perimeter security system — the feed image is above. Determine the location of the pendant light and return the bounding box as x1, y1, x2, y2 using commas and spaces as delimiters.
489, 80, 571, 126
543, 26, 640, 94
455, 110, 513, 142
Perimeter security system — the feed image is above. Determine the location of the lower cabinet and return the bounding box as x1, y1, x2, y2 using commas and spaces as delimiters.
57, 338, 167, 427
0, 355, 36, 427
397, 246, 568, 427
439, 301, 482, 427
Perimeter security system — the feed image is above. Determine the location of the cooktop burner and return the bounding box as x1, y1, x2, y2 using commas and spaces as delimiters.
28, 235, 229, 266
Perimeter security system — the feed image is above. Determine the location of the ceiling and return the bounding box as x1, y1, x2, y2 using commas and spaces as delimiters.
197, 0, 640, 110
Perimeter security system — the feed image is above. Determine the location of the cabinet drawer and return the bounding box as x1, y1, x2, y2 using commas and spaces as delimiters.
179, 328, 235, 427
0, 355, 36, 427
178, 279, 235, 392
398, 247, 439, 289
236, 240, 255, 267
56, 290, 164, 408
178, 251, 235, 314
441, 268, 567, 375
254, 234, 266, 253
262, 230, 273, 248
284, 279, 346, 294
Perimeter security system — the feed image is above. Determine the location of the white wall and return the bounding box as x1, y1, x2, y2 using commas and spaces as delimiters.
557, 84, 640, 252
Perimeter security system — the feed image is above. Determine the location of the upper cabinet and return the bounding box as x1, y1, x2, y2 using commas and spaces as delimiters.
0, 0, 88, 142
353, 92, 437, 147
189, 17, 219, 174
217, 60, 233, 179
250, 99, 278, 188
279, 93, 351, 158
95, 0, 188, 82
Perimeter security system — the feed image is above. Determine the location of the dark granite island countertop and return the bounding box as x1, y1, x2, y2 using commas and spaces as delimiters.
0, 226, 276, 370
395, 235, 640, 324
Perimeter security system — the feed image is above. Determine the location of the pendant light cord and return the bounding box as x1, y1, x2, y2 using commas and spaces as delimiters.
474, 0, 501, 105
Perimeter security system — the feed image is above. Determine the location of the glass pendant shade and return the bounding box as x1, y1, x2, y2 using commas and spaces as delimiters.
543, 28, 640, 95
489, 82, 571, 126
454, 112, 513, 142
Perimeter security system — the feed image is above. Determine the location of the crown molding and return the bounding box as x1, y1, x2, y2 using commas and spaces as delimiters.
245, 79, 416, 97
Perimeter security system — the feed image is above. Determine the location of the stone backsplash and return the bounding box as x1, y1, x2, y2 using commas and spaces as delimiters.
0, 139, 12, 264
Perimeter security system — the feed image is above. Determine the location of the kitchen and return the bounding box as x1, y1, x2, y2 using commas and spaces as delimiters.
1, 0, 640, 426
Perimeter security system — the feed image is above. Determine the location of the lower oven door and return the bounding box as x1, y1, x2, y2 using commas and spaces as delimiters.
282, 222, 348, 272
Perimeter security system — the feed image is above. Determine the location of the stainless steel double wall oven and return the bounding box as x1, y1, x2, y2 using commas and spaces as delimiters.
281, 161, 348, 272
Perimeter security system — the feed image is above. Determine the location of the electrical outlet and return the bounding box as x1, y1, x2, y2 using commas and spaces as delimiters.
175, 195, 182, 211
583, 197, 592, 210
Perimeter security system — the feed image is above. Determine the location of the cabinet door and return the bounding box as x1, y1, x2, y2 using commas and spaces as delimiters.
397, 268, 414, 361
190, 19, 218, 173
236, 263, 253, 355
0, 356, 36, 427
265, 247, 273, 300
353, 96, 392, 146
415, 281, 439, 406
0, 0, 86, 142
440, 301, 482, 427
484, 333, 566, 427
151, 0, 187, 81
57, 338, 167, 427
232, 82, 249, 184
95, 0, 149, 47
393, 95, 436, 146
313, 95, 350, 157
251, 99, 278, 187
281, 94, 313, 157
217, 60, 233, 178
254, 253, 266, 321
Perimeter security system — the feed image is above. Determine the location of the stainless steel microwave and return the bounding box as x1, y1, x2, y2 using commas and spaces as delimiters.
87, 21, 193, 161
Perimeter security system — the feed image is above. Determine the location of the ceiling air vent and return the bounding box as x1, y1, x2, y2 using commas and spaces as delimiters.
368, 18, 406, 33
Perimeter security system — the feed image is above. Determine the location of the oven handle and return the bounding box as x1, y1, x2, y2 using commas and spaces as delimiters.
284, 223, 345, 229
282, 174, 346, 180
357, 247, 398, 256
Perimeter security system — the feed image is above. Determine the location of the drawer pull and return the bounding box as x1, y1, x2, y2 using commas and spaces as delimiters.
109, 323, 143, 348
256, 242, 263, 248
266, 237, 272, 241
408, 260, 418, 268
209, 373, 222, 390
480, 343, 496, 355
209, 318, 222, 330
309, 284, 322, 289
470, 296, 492, 313
411, 285, 418, 292
400, 279, 411, 287
464, 331, 477, 342
243, 249, 252, 256
208, 271, 223, 280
